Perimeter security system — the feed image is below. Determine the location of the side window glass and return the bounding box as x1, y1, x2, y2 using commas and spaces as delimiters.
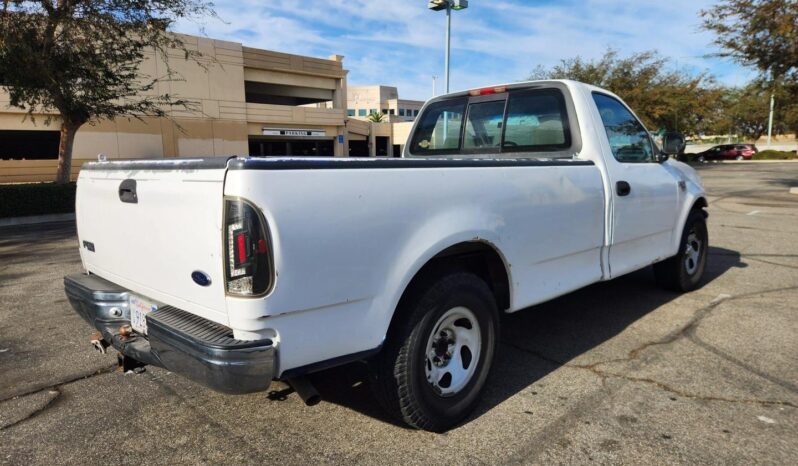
592, 93, 653, 163
503, 90, 570, 152
409, 99, 466, 154
463, 100, 506, 150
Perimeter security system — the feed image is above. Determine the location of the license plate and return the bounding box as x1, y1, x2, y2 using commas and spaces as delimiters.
129, 294, 158, 335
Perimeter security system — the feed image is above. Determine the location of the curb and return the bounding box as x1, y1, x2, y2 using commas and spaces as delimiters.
0, 213, 75, 228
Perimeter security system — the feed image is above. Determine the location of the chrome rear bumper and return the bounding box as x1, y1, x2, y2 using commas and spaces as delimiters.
64, 273, 275, 394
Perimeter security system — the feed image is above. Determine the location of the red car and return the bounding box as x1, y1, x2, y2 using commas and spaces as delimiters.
697, 144, 758, 162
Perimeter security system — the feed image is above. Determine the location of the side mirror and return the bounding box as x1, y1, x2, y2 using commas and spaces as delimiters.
662, 132, 686, 156
654, 152, 669, 163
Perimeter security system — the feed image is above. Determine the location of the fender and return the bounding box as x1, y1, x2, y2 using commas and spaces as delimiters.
665, 160, 708, 254
370, 206, 513, 345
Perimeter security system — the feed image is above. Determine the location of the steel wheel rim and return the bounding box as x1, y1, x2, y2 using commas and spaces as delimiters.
684, 231, 702, 275
424, 306, 482, 397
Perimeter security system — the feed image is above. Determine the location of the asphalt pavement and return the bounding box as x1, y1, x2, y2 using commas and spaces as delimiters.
1, 162, 796, 465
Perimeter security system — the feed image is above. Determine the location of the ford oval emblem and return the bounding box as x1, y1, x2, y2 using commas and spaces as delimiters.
191, 271, 212, 287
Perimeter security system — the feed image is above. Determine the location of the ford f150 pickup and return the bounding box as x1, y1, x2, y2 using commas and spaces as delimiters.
65, 80, 707, 432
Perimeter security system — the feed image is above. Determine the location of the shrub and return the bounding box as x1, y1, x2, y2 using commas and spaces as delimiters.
753, 150, 798, 160
0, 182, 76, 218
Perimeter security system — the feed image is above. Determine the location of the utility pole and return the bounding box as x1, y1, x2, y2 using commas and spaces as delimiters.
432, 75, 437, 97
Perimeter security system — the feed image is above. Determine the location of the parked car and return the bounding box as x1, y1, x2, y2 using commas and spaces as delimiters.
696, 143, 758, 162
65, 80, 708, 432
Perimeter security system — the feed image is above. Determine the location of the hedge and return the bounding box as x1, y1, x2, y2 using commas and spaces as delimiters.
0, 182, 76, 218
753, 150, 798, 160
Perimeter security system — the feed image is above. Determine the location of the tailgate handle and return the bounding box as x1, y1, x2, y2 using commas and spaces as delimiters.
118, 179, 138, 204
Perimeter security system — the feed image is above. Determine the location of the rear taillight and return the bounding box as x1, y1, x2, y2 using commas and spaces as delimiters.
224, 198, 273, 296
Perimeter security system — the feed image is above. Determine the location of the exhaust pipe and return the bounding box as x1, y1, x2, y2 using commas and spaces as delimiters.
287, 377, 321, 406
90, 331, 109, 354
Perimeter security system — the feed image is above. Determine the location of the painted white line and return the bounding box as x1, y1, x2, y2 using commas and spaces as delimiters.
757, 415, 776, 424
746, 210, 760, 216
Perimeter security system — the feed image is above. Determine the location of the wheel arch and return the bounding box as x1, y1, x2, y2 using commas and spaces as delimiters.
692, 196, 708, 213
381, 240, 511, 345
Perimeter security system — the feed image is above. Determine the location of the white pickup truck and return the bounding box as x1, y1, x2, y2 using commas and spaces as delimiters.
65, 80, 707, 431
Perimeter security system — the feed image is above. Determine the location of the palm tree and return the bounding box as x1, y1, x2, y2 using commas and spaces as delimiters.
367, 111, 386, 123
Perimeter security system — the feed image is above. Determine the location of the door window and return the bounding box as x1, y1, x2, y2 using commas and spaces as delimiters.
592, 93, 653, 163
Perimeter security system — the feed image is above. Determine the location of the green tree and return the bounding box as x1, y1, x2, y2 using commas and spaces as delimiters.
702, 1, 798, 139
529, 49, 723, 137
712, 84, 770, 141
367, 111, 386, 123
0, 0, 215, 184
701, 0, 797, 83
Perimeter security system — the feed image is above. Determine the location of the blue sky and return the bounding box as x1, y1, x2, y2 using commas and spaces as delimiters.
174, 0, 755, 101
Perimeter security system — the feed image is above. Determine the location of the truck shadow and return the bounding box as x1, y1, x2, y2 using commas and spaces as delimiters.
305, 246, 745, 429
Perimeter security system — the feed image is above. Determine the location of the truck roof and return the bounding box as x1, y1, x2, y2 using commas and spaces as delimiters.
427, 79, 617, 104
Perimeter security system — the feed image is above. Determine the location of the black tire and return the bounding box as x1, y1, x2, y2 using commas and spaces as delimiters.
370, 272, 499, 432
654, 209, 708, 292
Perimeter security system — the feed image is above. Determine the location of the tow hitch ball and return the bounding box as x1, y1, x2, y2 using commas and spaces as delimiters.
88, 331, 145, 373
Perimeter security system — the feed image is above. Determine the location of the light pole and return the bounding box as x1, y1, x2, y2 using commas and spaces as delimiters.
767, 92, 774, 147
428, 0, 468, 95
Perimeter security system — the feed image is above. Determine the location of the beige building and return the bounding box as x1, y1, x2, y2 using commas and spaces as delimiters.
347, 85, 424, 123
0, 34, 376, 183
343, 85, 424, 157
0, 34, 428, 183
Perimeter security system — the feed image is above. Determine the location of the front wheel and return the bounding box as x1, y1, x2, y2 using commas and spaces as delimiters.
370, 272, 499, 432
735, 155, 744, 161
654, 209, 708, 291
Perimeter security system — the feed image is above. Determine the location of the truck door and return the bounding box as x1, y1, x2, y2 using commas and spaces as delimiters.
591, 92, 680, 278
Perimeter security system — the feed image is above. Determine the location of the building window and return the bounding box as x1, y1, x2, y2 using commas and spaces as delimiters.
358, 109, 367, 117
414, 109, 420, 116
370, 109, 377, 115
389, 109, 395, 115
347, 109, 355, 116
0, 130, 61, 160
399, 109, 405, 116
381, 109, 388, 114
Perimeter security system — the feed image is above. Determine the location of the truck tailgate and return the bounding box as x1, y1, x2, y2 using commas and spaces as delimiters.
75, 161, 229, 325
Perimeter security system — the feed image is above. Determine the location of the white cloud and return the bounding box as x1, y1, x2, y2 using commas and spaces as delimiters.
173, 0, 745, 101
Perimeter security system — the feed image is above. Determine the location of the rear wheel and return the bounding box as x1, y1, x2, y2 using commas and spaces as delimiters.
735, 155, 744, 161
654, 209, 708, 291
370, 272, 499, 432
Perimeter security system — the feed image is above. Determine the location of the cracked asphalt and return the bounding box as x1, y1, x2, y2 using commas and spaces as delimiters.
1, 162, 796, 465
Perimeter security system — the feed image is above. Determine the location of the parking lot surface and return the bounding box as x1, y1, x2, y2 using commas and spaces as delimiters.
1, 162, 796, 465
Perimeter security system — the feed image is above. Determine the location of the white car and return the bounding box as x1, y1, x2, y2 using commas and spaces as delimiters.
65, 80, 708, 432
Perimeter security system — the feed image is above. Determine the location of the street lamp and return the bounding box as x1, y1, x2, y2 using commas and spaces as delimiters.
428, 0, 468, 95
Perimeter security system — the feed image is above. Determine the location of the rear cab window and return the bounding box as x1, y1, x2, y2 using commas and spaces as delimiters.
408, 86, 576, 158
